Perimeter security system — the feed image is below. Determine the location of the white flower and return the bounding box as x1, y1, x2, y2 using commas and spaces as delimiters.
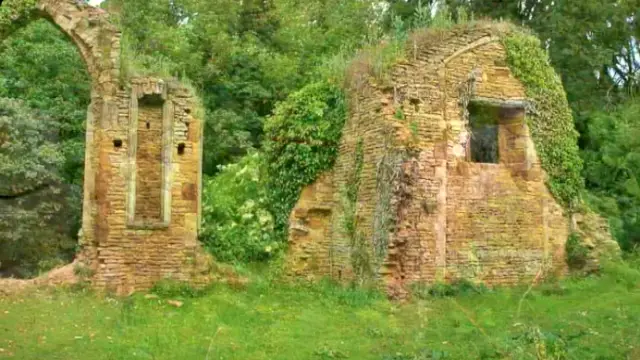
242, 212, 254, 221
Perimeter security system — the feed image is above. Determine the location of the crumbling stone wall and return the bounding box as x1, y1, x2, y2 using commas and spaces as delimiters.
5, 0, 210, 293
286, 24, 576, 296
79, 78, 210, 294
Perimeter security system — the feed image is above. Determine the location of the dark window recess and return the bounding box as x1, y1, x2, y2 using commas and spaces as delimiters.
468, 102, 499, 164
177, 143, 186, 155
113, 139, 123, 148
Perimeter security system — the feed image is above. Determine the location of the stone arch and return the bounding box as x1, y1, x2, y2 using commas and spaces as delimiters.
3, 0, 121, 95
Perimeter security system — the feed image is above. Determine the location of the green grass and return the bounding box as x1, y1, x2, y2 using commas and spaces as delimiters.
1, 261, 639, 360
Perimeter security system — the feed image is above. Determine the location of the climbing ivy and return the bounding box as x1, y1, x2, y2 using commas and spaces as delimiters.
339, 138, 372, 283
503, 31, 585, 209
263, 81, 347, 240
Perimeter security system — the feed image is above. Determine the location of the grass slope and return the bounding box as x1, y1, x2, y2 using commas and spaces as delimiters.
1, 262, 639, 360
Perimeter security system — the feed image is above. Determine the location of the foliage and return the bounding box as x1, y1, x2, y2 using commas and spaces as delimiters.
0, 0, 38, 37
0, 19, 91, 186
346, 3, 460, 89
411, 279, 490, 298
381, 349, 450, 360
565, 232, 589, 270
104, 0, 378, 175
263, 81, 347, 239
200, 152, 278, 263
0, 18, 90, 275
582, 99, 640, 250
0, 98, 64, 193
0, 98, 78, 278
503, 31, 585, 208
339, 139, 371, 283
2, 260, 640, 359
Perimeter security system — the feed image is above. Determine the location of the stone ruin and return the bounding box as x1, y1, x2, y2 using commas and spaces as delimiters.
2, 0, 211, 294
285, 23, 619, 297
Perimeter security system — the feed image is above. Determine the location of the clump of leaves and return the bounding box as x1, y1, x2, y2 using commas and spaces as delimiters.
503, 31, 585, 209
0, 98, 77, 278
314, 345, 348, 359
565, 232, 589, 270
150, 279, 206, 299
411, 279, 489, 299
263, 81, 347, 241
200, 152, 278, 263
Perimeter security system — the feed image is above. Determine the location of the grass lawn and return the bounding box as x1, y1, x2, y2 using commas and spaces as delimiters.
1, 261, 639, 360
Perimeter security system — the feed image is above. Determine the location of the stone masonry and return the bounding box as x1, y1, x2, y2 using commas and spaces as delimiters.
11, 0, 211, 294
286, 23, 583, 297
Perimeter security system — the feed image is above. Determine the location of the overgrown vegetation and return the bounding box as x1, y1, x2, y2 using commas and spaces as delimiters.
200, 152, 278, 263
0, 98, 78, 277
263, 81, 347, 240
565, 232, 589, 270
503, 30, 585, 209
582, 100, 640, 251
1, 259, 639, 359
339, 139, 371, 283
1, 0, 639, 268
0, 19, 89, 277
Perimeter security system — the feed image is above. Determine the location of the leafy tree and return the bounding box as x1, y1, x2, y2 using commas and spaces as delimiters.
104, 0, 377, 175
582, 99, 640, 251
263, 81, 346, 239
0, 19, 91, 186
200, 152, 277, 262
0, 98, 78, 277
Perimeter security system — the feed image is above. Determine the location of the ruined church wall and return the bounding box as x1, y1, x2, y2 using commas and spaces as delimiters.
86, 79, 209, 294
10, 0, 213, 293
441, 40, 568, 284
382, 31, 569, 293
286, 25, 571, 293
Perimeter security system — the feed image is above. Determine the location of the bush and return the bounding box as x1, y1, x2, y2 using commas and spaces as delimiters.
263, 81, 347, 240
565, 232, 589, 270
411, 279, 489, 299
582, 100, 640, 251
200, 152, 279, 263
0, 98, 77, 278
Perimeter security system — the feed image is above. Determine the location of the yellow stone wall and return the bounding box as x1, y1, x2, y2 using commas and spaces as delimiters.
80, 79, 210, 294
286, 25, 570, 296
23, 1, 211, 294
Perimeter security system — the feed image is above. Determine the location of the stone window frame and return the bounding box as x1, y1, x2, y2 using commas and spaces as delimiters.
464, 97, 529, 165
126, 85, 174, 229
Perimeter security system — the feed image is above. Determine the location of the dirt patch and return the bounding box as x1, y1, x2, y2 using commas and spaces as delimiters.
0, 263, 78, 296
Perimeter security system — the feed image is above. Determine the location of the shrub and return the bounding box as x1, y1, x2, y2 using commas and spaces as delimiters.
263, 81, 347, 240
200, 152, 278, 263
582, 100, 640, 250
0, 98, 77, 278
411, 279, 489, 299
565, 232, 588, 270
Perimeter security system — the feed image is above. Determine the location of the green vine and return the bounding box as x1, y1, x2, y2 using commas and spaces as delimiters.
340, 138, 371, 283
264, 81, 347, 241
503, 31, 585, 208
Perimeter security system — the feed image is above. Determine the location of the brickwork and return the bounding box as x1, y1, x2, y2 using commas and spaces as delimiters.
17, 1, 212, 294
286, 24, 579, 296
134, 102, 164, 223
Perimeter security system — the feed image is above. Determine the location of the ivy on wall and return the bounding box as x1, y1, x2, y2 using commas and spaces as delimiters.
503, 31, 585, 209
263, 81, 347, 239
